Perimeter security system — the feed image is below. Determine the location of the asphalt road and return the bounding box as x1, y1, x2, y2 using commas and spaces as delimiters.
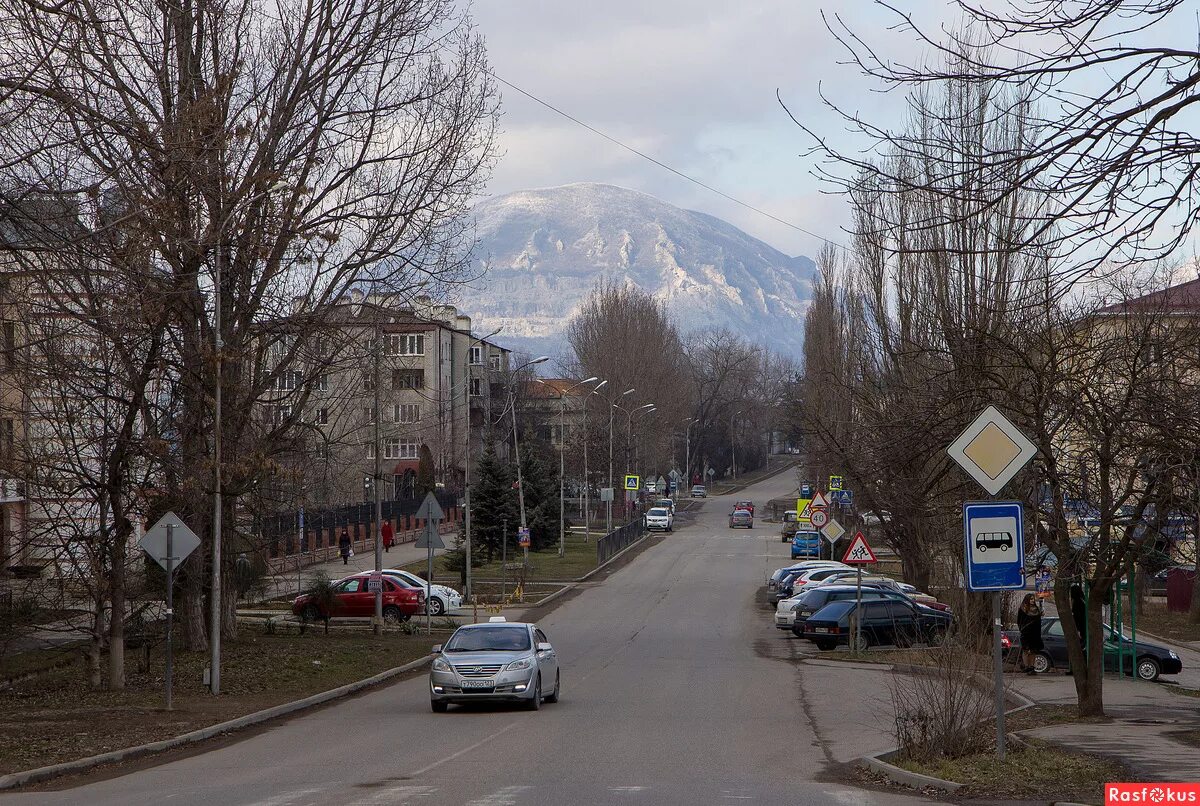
4, 468, 935, 806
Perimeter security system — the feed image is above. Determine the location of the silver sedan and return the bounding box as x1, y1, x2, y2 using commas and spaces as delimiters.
429, 618, 560, 712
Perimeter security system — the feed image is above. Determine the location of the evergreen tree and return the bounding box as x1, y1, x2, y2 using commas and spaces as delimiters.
415, 444, 436, 500
519, 438, 559, 552
472, 438, 517, 563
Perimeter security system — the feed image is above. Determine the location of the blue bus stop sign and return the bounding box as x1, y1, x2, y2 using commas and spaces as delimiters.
963, 501, 1025, 591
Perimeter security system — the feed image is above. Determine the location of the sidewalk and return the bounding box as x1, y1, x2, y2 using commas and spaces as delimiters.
1009, 672, 1200, 782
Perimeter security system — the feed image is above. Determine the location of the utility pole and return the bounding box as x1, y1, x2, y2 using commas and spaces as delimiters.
583, 381, 606, 542
372, 303, 383, 633
731, 409, 742, 482
607, 388, 633, 533
553, 378, 598, 557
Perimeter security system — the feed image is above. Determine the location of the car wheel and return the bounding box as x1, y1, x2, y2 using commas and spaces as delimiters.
544, 670, 561, 703
849, 631, 873, 652
525, 674, 542, 710
301, 604, 320, 622
382, 605, 403, 625
431, 699, 448, 713
814, 639, 836, 651
1136, 656, 1161, 681
927, 627, 948, 647
1033, 651, 1053, 674
427, 597, 445, 616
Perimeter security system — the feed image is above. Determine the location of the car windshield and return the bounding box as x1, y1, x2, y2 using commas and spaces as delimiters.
811, 600, 857, 619
444, 626, 531, 652
648, 508, 668, 516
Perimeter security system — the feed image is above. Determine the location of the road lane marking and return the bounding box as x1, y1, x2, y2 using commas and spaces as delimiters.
465, 785, 533, 805
246, 788, 326, 806
407, 722, 519, 778
608, 786, 648, 793
346, 785, 438, 805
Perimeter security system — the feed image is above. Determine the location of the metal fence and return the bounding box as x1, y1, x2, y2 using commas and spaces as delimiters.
596, 519, 647, 565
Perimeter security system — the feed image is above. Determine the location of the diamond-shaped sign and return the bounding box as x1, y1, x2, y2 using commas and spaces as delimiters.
947, 406, 1037, 496
139, 511, 201, 571
820, 518, 845, 544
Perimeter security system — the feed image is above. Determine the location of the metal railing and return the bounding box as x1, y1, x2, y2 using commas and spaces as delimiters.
596, 519, 646, 565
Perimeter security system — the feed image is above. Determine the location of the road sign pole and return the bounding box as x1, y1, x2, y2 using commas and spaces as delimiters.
165, 523, 174, 711
855, 564, 862, 652
427, 520, 434, 635
993, 591, 1006, 759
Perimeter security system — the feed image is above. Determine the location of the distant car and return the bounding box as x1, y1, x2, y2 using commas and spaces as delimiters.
729, 508, 753, 529
654, 498, 676, 514
800, 598, 952, 651
292, 573, 424, 624
790, 530, 821, 559
381, 568, 462, 616
646, 481, 658, 494
734, 500, 755, 515
644, 507, 674, 532
768, 560, 848, 589
781, 510, 800, 543
429, 617, 560, 712
691, 485, 707, 498
1006, 616, 1182, 681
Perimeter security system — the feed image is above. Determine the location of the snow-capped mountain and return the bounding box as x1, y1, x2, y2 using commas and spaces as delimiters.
459, 183, 815, 360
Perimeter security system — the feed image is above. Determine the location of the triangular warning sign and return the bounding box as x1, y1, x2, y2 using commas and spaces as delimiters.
811, 491, 830, 509
842, 532, 877, 564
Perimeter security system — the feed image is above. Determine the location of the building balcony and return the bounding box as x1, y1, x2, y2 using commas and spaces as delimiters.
0, 477, 24, 503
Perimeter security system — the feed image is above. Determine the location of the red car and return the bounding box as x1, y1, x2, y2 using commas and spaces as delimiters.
734, 500, 754, 515
293, 573, 424, 624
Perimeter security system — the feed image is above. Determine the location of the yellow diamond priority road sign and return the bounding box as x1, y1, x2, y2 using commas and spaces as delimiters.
947, 406, 1037, 496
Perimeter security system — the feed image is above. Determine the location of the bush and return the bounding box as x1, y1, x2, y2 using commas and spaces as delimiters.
889, 642, 997, 763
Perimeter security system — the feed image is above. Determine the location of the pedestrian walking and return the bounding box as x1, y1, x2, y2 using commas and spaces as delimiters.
1016, 593, 1044, 674
339, 528, 352, 565
382, 519, 394, 553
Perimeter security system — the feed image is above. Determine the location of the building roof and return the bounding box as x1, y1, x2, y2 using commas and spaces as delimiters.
1097, 276, 1200, 314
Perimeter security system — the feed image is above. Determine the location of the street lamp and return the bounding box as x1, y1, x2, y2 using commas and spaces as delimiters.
211, 179, 290, 696
507, 356, 550, 565
582, 380, 607, 542
731, 409, 743, 482
540, 377, 599, 558
607, 388, 634, 533
615, 401, 655, 523
463, 327, 501, 603
684, 417, 698, 496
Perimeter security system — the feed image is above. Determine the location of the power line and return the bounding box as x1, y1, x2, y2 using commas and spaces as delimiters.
483, 70, 847, 251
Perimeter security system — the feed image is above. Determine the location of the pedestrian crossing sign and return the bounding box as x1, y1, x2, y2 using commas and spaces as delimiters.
624, 475, 641, 491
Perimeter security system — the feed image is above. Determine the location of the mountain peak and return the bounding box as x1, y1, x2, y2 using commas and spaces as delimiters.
459, 184, 814, 358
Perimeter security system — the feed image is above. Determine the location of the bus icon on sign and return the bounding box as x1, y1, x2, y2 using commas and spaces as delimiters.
975, 531, 1013, 552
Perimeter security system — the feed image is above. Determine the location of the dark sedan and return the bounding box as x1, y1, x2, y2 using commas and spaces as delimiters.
800, 598, 952, 651
1006, 617, 1182, 681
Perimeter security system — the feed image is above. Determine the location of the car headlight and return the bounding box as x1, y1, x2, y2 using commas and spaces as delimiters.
505, 657, 534, 671
1169, 651, 1179, 660
791, 603, 805, 612
431, 657, 451, 672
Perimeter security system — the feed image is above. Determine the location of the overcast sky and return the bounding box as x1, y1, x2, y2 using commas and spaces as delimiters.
471, 0, 951, 259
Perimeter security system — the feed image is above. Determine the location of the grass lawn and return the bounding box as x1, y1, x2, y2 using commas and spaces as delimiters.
0, 629, 432, 776
1135, 602, 1200, 644
896, 740, 1129, 801
400, 534, 606, 584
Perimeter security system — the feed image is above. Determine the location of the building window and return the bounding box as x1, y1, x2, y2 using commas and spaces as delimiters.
489, 354, 501, 370
393, 369, 424, 390
1, 321, 14, 367
385, 439, 419, 460
389, 334, 425, 356
315, 374, 328, 392
364, 407, 375, 424
391, 403, 420, 423
279, 370, 302, 391
367, 443, 376, 460
469, 345, 483, 365
363, 370, 375, 392
270, 405, 291, 426
316, 408, 329, 425
469, 378, 482, 397
0, 419, 11, 460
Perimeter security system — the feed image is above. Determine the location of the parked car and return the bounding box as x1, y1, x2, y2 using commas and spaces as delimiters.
690, 485, 707, 498
800, 598, 952, 651
776, 584, 921, 631
646, 481, 658, 494
1006, 616, 1182, 681
768, 560, 848, 589
813, 571, 902, 592
292, 573, 424, 623
429, 617, 560, 712
381, 568, 462, 616
729, 508, 754, 529
771, 563, 853, 603
781, 510, 800, 543
790, 530, 821, 559
644, 506, 674, 532
734, 500, 754, 515
654, 498, 676, 514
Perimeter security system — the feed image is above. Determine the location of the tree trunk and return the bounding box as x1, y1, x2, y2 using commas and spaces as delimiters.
1190, 562, 1200, 623
222, 565, 238, 642
88, 603, 105, 689
107, 526, 127, 690
1077, 596, 1107, 717
180, 551, 208, 652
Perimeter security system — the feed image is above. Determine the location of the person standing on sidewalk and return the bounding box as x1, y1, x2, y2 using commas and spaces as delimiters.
382, 519, 394, 553
339, 528, 352, 565
1017, 593, 1044, 674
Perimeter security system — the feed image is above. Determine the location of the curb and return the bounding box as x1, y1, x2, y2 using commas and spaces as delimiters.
858, 749, 963, 792
577, 531, 653, 582
0, 654, 434, 791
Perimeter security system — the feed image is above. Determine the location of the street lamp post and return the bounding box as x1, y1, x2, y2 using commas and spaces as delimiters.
543, 377, 599, 558
607, 388, 634, 534
616, 402, 655, 523
583, 380, 607, 542
506, 356, 549, 566
210, 180, 289, 696
731, 409, 743, 482
463, 328, 501, 604
685, 417, 698, 492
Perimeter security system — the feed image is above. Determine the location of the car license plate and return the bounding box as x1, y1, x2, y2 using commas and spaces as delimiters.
812, 627, 829, 634
460, 679, 494, 688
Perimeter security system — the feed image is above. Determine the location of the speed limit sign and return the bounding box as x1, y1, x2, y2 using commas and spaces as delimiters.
810, 509, 829, 528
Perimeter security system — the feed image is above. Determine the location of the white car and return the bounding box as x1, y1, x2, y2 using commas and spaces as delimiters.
767, 561, 850, 589
644, 507, 674, 532
382, 568, 463, 615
